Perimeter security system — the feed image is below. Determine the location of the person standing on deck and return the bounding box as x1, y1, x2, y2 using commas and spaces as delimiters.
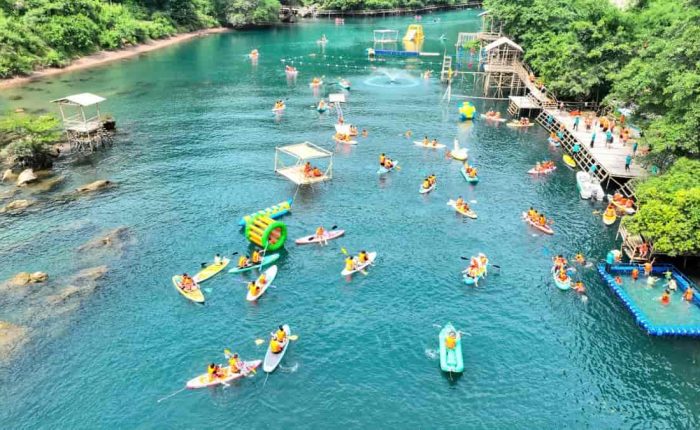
605, 129, 613, 148
547, 114, 554, 126
625, 154, 632, 172
590, 131, 597, 148
632, 141, 638, 156
573, 115, 580, 131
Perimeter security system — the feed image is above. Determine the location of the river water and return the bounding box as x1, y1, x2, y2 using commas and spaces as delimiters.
1, 10, 699, 429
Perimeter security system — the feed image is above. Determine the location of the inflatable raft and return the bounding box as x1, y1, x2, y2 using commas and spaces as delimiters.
439, 323, 464, 373
238, 199, 292, 227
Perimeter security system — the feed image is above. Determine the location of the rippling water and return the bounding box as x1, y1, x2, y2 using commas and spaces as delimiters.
1, 10, 699, 429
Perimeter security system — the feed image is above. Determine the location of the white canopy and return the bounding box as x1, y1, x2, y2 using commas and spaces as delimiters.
277, 142, 332, 160
484, 37, 523, 53
334, 124, 351, 135
51, 93, 106, 107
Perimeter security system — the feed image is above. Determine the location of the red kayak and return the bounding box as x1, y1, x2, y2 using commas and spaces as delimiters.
295, 229, 345, 245
521, 212, 554, 235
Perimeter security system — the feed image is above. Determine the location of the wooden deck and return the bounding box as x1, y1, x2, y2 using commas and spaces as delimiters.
276, 166, 330, 185
546, 109, 645, 179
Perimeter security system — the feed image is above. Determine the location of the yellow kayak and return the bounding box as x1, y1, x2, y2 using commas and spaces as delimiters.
193, 258, 230, 283
172, 275, 205, 304
563, 154, 576, 169
603, 211, 617, 226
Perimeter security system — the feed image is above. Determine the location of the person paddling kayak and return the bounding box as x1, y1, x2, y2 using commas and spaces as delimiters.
251, 249, 263, 264
248, 281, 260, 297
445, 331, 457, 349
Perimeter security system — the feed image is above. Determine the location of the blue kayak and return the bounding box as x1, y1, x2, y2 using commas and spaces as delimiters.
439, 323, 464, 373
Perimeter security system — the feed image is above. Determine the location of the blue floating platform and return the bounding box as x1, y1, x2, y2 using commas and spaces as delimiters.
373, 49, 420, 57
597, 263, 700, 337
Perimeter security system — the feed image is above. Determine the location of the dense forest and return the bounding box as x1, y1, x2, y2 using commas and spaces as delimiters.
0, 0, 462, 79
484, 0, 700, 257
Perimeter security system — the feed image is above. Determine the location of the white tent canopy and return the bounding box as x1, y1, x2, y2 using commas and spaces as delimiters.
51, 93, 106, 107
278, 142, 332, 160
328, 93, 346, 103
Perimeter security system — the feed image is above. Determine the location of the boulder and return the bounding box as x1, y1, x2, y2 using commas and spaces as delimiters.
7, 272, 31, 287
0, 321, 29, 361
76, 180, 113, 193
0, 199, 33, 213
72, 266, 108, 284
29, 272, 48, 283
0, 189, 18, 200
1, 169, 16, 183
45, 286, 82, 306
27, 175, 64, 193
16, 168, 37, 186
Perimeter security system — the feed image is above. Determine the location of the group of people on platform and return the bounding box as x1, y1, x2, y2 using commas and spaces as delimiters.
303, 161, 324, 178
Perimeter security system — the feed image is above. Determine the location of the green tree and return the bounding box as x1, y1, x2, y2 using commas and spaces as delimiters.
0, 113, 62, 169
623, 158, 700, 256
220, 0, 279, 27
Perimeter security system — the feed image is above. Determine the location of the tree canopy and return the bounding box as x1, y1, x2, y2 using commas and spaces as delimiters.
623, 158, 700, 257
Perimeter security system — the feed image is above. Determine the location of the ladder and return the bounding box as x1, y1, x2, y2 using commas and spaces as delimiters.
334, 102, 343, 120
440, 56, 453, 83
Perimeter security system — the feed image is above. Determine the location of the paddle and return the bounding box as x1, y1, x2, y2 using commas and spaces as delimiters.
459, 256, 499, 269
306, 225, 338, 243
255, 334, 300, 345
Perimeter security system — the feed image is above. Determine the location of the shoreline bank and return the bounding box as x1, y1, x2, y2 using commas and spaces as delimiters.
0, 27, 230, 90
312, 1, 482, 17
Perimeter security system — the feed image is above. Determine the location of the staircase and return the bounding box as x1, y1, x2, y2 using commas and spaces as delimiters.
440, 56, 453, 83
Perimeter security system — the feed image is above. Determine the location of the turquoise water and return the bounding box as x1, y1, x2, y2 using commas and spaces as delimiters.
618, 275, 700, 326
2, 10, 700, 428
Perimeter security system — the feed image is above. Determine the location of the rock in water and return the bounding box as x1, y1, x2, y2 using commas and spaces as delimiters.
16, 169, 37, 186
2, 169, 16, 183
76, 180, 113, 193
77, 227, 131, 252
0, 199, 33, 213
7, 272, 31, 287
0, 322, 29, 361
29, 272, 48, 283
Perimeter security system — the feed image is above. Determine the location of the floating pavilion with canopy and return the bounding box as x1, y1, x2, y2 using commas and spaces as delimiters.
274, 141, 333, 185
51, 92, 113, 152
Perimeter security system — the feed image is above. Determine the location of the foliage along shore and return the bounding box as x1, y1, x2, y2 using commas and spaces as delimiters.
483, 0, 699, 258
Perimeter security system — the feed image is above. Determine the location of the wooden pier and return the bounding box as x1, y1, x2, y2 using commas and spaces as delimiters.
535, 109, 644, 197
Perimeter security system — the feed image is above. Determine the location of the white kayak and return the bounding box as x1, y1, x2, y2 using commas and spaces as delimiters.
263, 325, 291, 373
246, 265, 278, 301
295, 229, 345, 245
186, 360, 262, 389
420, 182, 436, 194
507, 122, 534, 128
377, 161, 399, 174
341, 252, 377, 276
414, 140, 446, 149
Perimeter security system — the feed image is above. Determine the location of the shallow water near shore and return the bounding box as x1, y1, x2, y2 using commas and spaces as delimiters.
2, 10, 700, 429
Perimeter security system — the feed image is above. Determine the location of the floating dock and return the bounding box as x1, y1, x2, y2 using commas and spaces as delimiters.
597, 263, 700, 337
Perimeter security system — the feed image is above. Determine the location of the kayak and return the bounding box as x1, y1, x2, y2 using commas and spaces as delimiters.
377, 161, 399, 174
603, 211, 617, 226
338, 80, 351, 90
340, 251, 377, 276
460, 167, 479, 184
553, 272, 571, 290
193, 258, 230, 283
548, 137, 560, 147
521, 212, 554, 235
463, 255, 488, 286
563, 154, 576, 169
333, 136, 357, 145
420, 182, 436, 194
246, 265, 278, 301
447, 199, 477, 219
414, 140, 446, 149
310, 80, 323, 88
607, 194, 636, 214
272, 105, 285, 113
527, 165, 556, 175
295, 229, 345, 245
480, 113, 507, 122
172, 275, 205, 304
263, 324, 291, 373
439, 323, 464, 373
186, 360, 262, 389
285, 70, 298, 78
317, 106, 328, 113
507, 122, 534, 128
228, 254, 280, 274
